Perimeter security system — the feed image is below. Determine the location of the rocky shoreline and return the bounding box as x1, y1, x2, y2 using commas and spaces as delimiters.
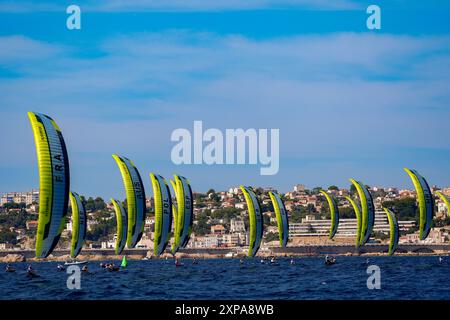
0, 250, 448, 263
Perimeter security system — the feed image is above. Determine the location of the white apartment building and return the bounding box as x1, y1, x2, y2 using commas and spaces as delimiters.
400, 229, 447, 244
1, 189, 39, 206
293, 184, 306, 192
230, 218, 246, 233
189, 231, 247, 248
437, 202, 448, 215
221, 233, 241, 247
289, 211, 416, 238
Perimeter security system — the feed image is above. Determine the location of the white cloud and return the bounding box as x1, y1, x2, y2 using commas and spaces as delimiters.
0, 35, 65, 63
0, 31, 449, 194
0, 2, 61, 13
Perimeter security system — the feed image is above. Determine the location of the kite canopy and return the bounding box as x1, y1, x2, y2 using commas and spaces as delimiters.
171, 175, 194, 254
404, 168, 434, 240
268, 191, 289, 247
111, 198, 127, 255
28, 112, 70, 258
240, 186, 263, 257
319, 190, 340, 239
349, 179, 375, 246
112, 155, 146, 248
345, 196, 362, 248
69, 192, 86, 259
436, 191, 450, 217
151, 173, 173, 257
382, 208, 399, 256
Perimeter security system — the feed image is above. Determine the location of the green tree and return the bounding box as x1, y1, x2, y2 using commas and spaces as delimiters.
94, 197, 106, 211
2, 202, 21, 210
86, 219, 116, 242
312, 187, 322, 194
211, 208, 240, 222
0, 230, 18, 244
382, 197, 418, 221
382, 197, 420, 233
339, 207, 356, 219
193, 213, 210, 236
289, 211, 304, 223
264, 232, 279, 243
0, 210, 30, 230
85, 197, 96, 212
373, 231, 389, 241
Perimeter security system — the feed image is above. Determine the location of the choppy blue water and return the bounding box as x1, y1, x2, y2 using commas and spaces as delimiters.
1, 256, 449, 300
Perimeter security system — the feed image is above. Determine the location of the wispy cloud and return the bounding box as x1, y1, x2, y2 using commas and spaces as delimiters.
0, 1, 62, 13
0, 30, 449, 195
0, 0, 361, 13
0, 35, 65, 63
88, 0, 361, 12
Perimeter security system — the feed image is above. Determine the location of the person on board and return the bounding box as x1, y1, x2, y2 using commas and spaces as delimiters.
26, 264, 38, 277
107, 263, 120, 272
175, 258, 183, 267
5, 264, 15, 272
270, 256, 276, 264
82, 265, 89, 273
325, 255, 336, 265
290, 258, 295, 265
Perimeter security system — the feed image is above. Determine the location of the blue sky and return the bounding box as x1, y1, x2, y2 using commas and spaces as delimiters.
0, 1, 449, 199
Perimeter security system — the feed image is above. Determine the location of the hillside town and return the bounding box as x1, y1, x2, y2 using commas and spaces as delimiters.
1, 184, 450, 252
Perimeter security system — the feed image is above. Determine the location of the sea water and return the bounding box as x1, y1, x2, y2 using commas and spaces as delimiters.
0, 256, 448, 300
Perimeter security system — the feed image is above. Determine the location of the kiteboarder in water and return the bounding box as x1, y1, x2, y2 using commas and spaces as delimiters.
26, 265, 39, 278
325, 255, 336, 265
5, 264, 15, 272
106, 263, 120, 272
